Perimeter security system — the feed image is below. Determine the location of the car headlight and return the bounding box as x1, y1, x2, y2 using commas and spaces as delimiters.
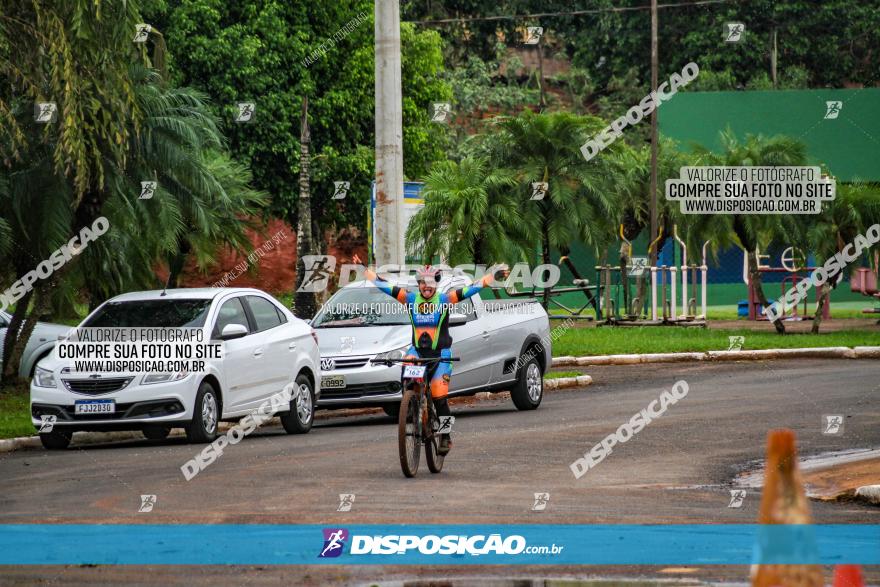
33, 366, 57, 388
375, 345, 410, 362
142, 371, 189, 385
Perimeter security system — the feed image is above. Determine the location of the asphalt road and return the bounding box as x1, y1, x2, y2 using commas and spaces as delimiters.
1, 358, 878, 585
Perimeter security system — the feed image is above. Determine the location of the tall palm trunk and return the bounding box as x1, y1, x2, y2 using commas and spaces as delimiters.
293, 97, 317, 319
3, 189, 106, 384
541, 217, 550, 310
748, 250, 786, 334
811, 282, 831, 334
2, 288, 34, 383
166, 240, 192, 290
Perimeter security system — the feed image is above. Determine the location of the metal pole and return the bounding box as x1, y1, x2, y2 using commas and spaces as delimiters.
374, 0, 405, 267
651, 266, 658, 321
648, 0, 659, 267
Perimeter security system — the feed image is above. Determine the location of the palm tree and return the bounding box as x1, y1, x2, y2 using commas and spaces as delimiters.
0, 0, 142, 199
600, 139, 692, 316
0, 64, 267, 382
78, 71, 268, 306
685, 129, 808, 334
484, 110, 615, 308
1, 0, 144, 381
405, 157, 529, 266
804, 182, 880, 333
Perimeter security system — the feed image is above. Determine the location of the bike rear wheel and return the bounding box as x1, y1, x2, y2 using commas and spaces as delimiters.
398, 387, 421, 477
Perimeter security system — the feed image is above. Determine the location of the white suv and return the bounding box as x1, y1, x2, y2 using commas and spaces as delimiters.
30, 288, 320, 450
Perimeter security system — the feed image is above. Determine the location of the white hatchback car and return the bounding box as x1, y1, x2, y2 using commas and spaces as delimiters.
30, 288, 320, 450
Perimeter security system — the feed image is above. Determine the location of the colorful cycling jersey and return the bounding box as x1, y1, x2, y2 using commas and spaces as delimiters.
364, 269, 493, 356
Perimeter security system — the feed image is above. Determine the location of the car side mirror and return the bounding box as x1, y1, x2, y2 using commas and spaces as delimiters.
220, 323, 248, 340
449, 313, 468, 327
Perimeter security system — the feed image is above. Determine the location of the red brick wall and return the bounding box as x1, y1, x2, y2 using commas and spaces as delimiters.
158, 218, 367, 296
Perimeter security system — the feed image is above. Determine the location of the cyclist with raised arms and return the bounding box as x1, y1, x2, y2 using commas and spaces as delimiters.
355, 257, 508, 455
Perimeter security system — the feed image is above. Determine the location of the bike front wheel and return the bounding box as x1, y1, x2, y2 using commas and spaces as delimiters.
425, 399, 445, 474
398, 387, 421, 477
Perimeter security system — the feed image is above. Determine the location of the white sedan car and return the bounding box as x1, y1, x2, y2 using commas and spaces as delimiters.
31, 288, 320, 450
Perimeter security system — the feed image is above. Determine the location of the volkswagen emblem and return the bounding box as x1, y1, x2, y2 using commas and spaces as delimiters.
320, 358, 335, 371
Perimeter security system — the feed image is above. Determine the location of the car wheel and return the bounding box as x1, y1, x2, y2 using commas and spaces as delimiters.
382, 403, 400, 419
511, 355, 543, 411
142, 425, 172, 441
281, 374, 315, 434
40, 430, 72, 450
185, 381, 220, 443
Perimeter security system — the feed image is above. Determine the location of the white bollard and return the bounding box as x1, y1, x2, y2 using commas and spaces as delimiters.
651, 267, 658, 321
700, 264, 708, 319
670, 266, 677, 321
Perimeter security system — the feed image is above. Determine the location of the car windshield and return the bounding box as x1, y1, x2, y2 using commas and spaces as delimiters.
312, 287, 411, 327
82, 299, 212, 328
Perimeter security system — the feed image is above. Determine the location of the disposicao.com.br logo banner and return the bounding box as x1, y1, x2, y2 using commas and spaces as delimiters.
0, 525, 878, 565
318, 527, 562, 559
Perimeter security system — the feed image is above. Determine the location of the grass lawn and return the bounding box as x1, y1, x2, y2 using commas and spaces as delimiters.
0, 382, 34, 440
552, 327, 880, 357
550, 302, 878, 321
544, 370, 581, 379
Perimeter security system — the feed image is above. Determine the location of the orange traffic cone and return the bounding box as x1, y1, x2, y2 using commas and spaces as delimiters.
751, 429, 823, 587
833, 565, 864, 587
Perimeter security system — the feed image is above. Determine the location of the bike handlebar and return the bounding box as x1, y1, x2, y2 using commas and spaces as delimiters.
370, 357, 460, 366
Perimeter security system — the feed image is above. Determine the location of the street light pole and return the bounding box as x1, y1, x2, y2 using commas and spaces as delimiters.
374, 0, 405, 267
649, 0, 659, 266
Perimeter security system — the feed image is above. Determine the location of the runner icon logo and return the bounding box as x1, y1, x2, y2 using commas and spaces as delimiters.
436, 416, 454, 434
725, 22, 744, 42
532, 492, 549, 511
38, 415, 56, 433
530, 182, 548, 201
823, 414, 844, 435
525, 27, 543, 45
138, 494, 157, 513
337, 494, 355, 512
332, 181, 350, 200
824, 101, 843, 120
319, 528, 349, 558
728, 489, 746, 508
431, 103, 451, 123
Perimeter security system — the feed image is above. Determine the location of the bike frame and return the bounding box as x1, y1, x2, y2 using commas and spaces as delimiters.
371, 356, 459, 476
396, 357, 452, 446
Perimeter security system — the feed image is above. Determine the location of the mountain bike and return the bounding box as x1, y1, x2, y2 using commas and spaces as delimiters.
370, 356, 459, 478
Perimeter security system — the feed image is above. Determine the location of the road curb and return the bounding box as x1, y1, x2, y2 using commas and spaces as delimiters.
854, 485, 880, 505
552, 346, 880, 367
545, 374, 593, 390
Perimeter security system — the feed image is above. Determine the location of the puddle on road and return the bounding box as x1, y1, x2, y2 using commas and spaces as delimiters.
734, 447, 880, 499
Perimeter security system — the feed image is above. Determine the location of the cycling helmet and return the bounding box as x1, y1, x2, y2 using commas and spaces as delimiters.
416, 265, 441, 284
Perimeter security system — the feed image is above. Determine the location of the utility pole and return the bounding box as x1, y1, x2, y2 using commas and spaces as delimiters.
374, 0, 405, 267
648, 0, 659, 266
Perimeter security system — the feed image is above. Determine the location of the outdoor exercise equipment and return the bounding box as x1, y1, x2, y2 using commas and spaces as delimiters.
595, 225, 708, 326
489, 255, 600, 321
850, 251, 880, 322
744, 246, 830, 321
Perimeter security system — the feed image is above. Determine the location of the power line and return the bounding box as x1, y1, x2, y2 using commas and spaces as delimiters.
408, 0, 734, 25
